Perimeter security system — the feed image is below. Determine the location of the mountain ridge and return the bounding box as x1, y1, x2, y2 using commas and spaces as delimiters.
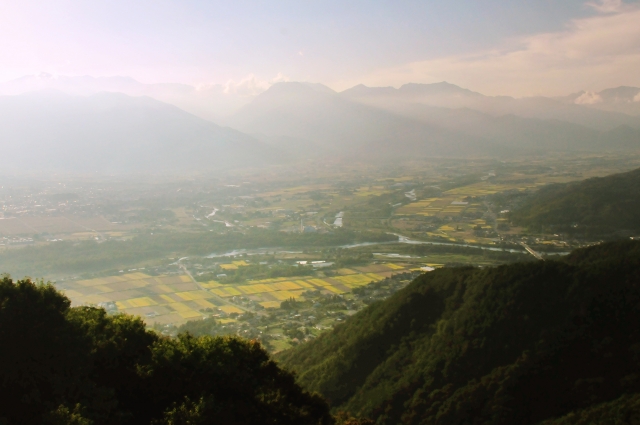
0, 90, 278, 174
277, 240, 640, 424
510, 166, 640, 235
229, 82, 640, 158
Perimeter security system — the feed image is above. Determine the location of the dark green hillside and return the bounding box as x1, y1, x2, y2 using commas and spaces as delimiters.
277, 240, 640, 424
0, 277, 332, 425
510, 167, 640, 235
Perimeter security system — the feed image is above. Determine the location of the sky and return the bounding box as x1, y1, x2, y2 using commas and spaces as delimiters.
0, 0, 639, 96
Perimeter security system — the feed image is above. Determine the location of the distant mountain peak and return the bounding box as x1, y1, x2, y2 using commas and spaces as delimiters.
339, 84, 397, 96
265, 81, 336, 95
340, 81, 486, 102
0, 91, 276, 174
398, 81, 484, 97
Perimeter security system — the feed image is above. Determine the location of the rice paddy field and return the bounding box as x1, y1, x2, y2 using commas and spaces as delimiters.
57, 273, 221, 324
395, 181, 546, 218
57, 262, 420, 326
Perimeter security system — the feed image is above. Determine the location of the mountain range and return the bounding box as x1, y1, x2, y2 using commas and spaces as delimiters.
1, 75, 639, 173
0, 91, 275, 174
0, 73, 253, 122
228, 82, 640, 157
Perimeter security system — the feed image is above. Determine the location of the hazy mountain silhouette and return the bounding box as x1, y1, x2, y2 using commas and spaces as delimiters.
341, 82, 640, 130
2, 77, 639, 165
559, 86, 640, 116
227, 82, 499, 159
229, 82, 640, 158
0, 91, 276, 174
0, 74, 254, 122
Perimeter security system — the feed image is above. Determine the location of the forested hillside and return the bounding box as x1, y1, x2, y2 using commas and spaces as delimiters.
277, 240, 640, 424
0, 277, 332, 425
510, 167, 640, 235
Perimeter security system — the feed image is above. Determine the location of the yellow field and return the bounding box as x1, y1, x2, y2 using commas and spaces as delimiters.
395, 179, 548, 218
210, 287, 243, 297
272, 281, 302, 290
294, 280, 313, 288
200, 281, 222, 288
270, 290, 300, 300
219, 305, 244, 314
62, 289, 84, 298
444, 182, 543, 197
175, 290, 213, 301
59, 262, 413, 326
58, 272, 224, 325
307, 278, 330, 287
260, 301, 282, 309
396, 197, 479, 217
193, 299, 217, 309
127, 297, 157, 307
168, 302, 192, 312
218, 260, 252, 271
324, 285, 346, 294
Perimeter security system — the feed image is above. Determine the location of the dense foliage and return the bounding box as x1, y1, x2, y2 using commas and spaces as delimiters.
277, 240, 640, 424
510, 167, 640, 235
0, 277, 332, 425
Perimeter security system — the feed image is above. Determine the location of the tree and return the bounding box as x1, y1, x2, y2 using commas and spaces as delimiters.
0, 276, 332, 425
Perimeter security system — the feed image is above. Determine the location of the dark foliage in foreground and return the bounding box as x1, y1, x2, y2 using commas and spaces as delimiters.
277, 240, 640, 424
510, 166, 640, 235
0, 277, 332, 425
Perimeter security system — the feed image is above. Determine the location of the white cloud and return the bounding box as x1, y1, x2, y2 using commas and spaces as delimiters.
634, 92, 640, 102
220, 73, 290, 97
574, 91, 603, 104
350, 2, 640, 96
270, 73, 290, 84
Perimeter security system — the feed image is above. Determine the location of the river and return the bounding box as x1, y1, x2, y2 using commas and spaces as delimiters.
205, 233, 531, 257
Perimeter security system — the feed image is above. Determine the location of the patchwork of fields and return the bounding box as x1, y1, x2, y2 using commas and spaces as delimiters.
396, 182, 544, 217
396, 197, 482, 217
58, 263, 418, 325
58, 273, 224, 324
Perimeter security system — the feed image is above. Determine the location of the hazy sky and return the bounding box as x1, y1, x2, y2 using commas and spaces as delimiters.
1, 0, 639, 95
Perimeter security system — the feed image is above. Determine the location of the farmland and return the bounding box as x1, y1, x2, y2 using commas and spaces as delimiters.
57, 261, 419, 327
2, 152, 640, 349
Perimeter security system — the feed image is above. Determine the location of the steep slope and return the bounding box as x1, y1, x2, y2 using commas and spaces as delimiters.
0, 91, 276, 174
510, 167, 640, 235
277, 240, 640, 424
